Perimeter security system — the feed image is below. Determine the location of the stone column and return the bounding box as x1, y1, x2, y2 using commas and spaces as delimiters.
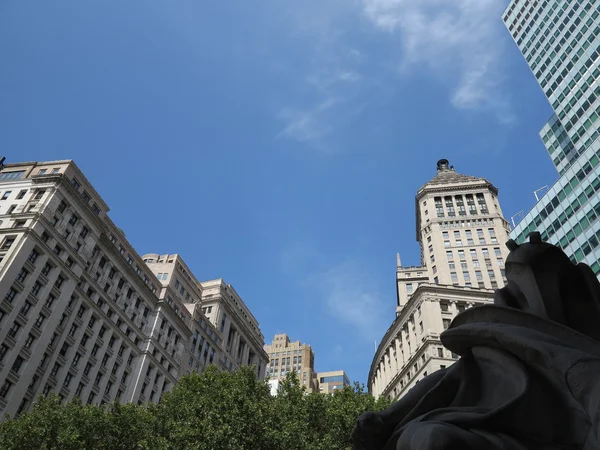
395, 336, 403, 369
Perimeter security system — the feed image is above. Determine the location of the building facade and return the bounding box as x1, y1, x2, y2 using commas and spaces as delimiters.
0, 160, 268, 418
369, 160, 509, 400
503, 1, 600, 272
316, 370, 350, 394
200, 279, 268, 379
142, 254, 227, 375
264, 333, 317, 392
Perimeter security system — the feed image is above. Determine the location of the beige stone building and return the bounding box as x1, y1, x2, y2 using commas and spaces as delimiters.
142, 254, 227, 375
264, 333, 317, 392
316, 370, 350, 394
369, 159, 512, 400
200, 279, 268, 379
0, 160, 269, 418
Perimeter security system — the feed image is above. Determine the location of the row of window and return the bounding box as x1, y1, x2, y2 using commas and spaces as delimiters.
431, 193, 489, 219
515, 146, 600, 244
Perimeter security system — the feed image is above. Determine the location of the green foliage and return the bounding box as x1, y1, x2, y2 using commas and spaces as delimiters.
0, 367, 391, 450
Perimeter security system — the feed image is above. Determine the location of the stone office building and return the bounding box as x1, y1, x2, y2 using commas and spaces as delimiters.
200, 279, 268, 379
264, 333, 317, 392
0, 160, 267, 417
369, 160, 511, 400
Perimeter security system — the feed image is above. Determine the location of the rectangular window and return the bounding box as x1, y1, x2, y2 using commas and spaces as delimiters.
7, 322, 21, 338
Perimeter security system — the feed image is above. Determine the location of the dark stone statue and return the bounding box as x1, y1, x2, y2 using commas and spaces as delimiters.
353, 232, 600, 449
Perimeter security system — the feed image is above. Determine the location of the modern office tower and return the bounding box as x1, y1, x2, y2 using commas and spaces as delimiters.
264, 333, 317, 392
142, 254, 226, 375
315, 370, 351, 394
0, 160, 270, 418
369, 160, 511, 400
503, 2, 600, 272
200, 279, 268, 379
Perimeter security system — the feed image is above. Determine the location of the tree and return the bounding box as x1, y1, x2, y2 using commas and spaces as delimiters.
0, 366, 391, 450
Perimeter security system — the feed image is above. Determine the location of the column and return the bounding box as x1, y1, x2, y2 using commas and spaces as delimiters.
395, 337, 403, 369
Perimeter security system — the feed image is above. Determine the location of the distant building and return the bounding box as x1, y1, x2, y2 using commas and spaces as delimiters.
369, 160, 511, 400
503, 1, 600, 273
316, 370, 350, 394
264, 333, 317, 392
267, 378, 281, 396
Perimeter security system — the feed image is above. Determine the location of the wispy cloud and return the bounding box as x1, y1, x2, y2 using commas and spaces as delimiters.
309, 261, 389, 342
361, 0, 514, 121
273, 0, 514, 149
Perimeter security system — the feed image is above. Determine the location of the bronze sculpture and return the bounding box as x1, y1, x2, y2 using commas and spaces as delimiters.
353, 232, 600, 449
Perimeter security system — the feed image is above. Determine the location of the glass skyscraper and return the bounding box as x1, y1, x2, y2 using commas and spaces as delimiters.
504, 1, 600, 274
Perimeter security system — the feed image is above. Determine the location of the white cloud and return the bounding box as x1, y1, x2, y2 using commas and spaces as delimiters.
277, 97, 338, 148
361, 0, 513, 119
310, 261, 389, 342
273, 0, 515, 149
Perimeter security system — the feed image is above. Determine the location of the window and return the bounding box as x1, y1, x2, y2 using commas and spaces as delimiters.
55, 276, 65, 289
0, 344, 8, 362
440, 302, 449, 312
72, 353, 81, 367
59, 343, 70, 357
446, 251, 453, 261
494, 247, 502, 257
63, 372, 73, 388
58, 201, 67, 213
41, 263, 52, 276
68, 214, 78, 226
443, 319, 451, 330
437, 347, 444, 357
7, 321, 20, 338
1, 191, 11, 200
11, 356, 24, 373
69, 324, 78, 337
1, 237, 15, 250
24, 334, 35, 349
0, 380, 12, 398
50, 362, 61, 377
4, 287, 18, 303
450, 272, 458, 283
72, 178, 81, 190
20, 300, 32, 316
406, 283, 413, 294
0, 171, 24, 180
34, 313, 46, 328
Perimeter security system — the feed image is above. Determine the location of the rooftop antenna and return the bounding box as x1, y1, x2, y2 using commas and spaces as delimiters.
534, 185, 549, 201
511, 211, 524, 228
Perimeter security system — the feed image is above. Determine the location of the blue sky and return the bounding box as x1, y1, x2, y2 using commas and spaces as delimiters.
1, 0, 558, 385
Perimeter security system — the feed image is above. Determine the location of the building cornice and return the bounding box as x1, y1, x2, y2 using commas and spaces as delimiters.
368, 283, 494, 391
